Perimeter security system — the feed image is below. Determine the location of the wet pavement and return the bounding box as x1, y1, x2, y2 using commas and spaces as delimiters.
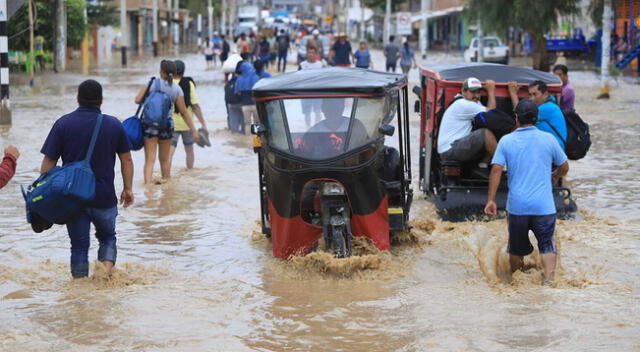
0, 48, 639, 351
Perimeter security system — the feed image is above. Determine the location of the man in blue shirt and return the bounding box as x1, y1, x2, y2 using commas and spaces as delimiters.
485, 99, 569, 286
40, 80, 134, 278
329, 33, 354, 67
508, 80, 567, 150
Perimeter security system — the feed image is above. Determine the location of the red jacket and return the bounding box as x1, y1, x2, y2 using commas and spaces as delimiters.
0, 153, 17, 189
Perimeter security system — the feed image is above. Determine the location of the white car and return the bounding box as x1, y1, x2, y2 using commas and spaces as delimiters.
464, 37, 510, 64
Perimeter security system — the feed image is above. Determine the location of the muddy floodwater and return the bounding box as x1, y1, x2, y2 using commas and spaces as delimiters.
1, 52, 639, 351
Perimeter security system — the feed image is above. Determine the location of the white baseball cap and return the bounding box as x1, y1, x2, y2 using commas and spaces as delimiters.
312, 29, 320, 35
463, 77, 483, 91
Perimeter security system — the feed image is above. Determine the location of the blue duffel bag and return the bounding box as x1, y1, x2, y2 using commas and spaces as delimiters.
22, 114, 103, 226
123, 77, 155, 151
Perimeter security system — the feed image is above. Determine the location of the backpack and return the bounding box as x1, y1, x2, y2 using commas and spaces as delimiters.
141, 78, 172, 130
542, 108, 591, 160
543, 98, 591, 160
225, 76, 241, 105
473, 109, 516, 141
123, 78, 155, 150
278, 35, 289, 51
22, 114, 103, 227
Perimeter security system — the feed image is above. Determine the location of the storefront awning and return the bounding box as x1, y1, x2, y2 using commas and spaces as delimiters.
411, 5, 464, 23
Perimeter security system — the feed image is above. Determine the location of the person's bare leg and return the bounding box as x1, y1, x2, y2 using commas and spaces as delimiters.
158, 139, 173, 180
185, 145, 195, 169
482, 129, 498, 164
541, 252, 557, 281
143, 138, 158, 184
509, 254, 524, 273
101, 260, 114, 276
168, 144, 177, 172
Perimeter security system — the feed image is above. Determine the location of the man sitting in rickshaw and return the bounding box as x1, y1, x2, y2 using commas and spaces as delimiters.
300, 98, 369, 158
437, 77, 498, 168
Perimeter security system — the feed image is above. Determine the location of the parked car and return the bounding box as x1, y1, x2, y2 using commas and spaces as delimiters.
464, 37, 510, 64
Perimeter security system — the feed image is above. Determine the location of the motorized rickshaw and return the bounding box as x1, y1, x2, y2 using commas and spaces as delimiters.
416, 62, 577, 221
251, 67, 413, 259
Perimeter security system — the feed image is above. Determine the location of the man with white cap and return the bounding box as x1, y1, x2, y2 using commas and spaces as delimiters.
437, 77, 497, 167
307, 29, 325, 60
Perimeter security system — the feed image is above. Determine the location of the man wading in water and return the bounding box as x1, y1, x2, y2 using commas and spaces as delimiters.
40, 80, 134, 278
484, 99, 569, 286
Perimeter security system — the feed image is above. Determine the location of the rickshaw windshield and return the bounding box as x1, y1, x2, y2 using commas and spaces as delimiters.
264, 96, 395, 160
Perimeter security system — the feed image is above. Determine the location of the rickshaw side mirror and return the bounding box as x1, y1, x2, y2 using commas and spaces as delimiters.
414, 100, 420, 113
379, 124, 395, 136
251, 123, 267, 136
412, 86, 422, 98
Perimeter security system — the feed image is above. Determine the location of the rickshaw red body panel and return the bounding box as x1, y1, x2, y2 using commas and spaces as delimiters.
269, 197, 390, 259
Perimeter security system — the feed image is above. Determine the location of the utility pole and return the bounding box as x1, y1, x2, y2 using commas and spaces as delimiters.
120, 0, 127, 66
221, 0, 226, 36
419, 0, 430, 60
166, 0, 172, 51
477, 19, 484, 62
152, 0, 158, 56
359, 0, 365, 42
197, 13, 202, 47
28, 0, 34, 85
174, 0, 179, 46
598, 0, 611, 99
384, 0, 390, 46
207, 0, 213, 40
0, 0, 11, 124
54, 0, 66, 72
81, 7, 89, 74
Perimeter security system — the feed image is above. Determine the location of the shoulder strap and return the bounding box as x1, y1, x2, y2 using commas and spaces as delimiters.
541, 120, 567, 144
135, 77, 155, 116
85, 114, 104, 162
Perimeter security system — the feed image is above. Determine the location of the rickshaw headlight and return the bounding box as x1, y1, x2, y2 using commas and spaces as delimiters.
321, 182, 345, 196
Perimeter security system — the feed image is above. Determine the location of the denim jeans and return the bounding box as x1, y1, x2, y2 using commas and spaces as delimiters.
66, 206, 118, 278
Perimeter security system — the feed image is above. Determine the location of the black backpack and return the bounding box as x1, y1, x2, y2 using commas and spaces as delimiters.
542, 108, 591, 160
473, 109, 516, 141
542, 97, 592, 160
277, 35, 289, 51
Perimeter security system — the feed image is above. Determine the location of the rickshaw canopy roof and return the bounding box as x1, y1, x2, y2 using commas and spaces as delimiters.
252, 67, 407, 99
424, 63, 561, 85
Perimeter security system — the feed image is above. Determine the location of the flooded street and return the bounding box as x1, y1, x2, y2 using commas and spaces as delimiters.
1, 51, 639, 351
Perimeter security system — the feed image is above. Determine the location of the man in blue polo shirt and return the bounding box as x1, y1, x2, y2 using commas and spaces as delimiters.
484, 99, 569, 286
508, 80, 567, 151
40, 80, 134, 278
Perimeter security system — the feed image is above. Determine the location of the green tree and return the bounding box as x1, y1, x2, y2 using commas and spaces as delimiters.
87, 0, 118, 26
9, 0, 88, 52
467, 0, 580, 71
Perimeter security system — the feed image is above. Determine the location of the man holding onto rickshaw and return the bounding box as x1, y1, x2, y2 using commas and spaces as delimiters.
437, 77, 498, 168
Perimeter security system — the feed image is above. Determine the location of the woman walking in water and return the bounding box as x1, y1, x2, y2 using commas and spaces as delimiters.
135, 60, 198, 184
203, 38, 214, 69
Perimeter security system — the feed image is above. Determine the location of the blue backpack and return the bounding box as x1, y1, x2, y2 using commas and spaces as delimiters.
141, 78, 172, 130
22, 114, 103, 226
123, 78, 155, 150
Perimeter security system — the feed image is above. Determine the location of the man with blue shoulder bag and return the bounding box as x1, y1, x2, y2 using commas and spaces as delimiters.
38, 80, 134, 278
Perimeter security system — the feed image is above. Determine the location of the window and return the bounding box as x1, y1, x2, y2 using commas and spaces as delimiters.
265, 100, 289, 152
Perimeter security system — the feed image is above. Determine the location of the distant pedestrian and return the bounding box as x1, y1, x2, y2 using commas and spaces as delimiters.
329, 32, 354, 67
485, 99, 569, 286
0, 145, 19, 189
254, 60, 271, 78
276, 29, 291, 72
225, 61, 244, 134
354, 41, 372, 69
553, 64, 575, 111
400, 41, 417, 75
307, 29, 325, 60
212, 33, 222, 68
34, 30, 45, 72
220, 35, 230, 64
384, 35, 401, 72
134, 60, 198, 184
170, 60, 208, 171
258, 35, 271, 69
236, 33, 252, 56
40, 79, 134, 278
203, 37, 214, 69
235, 61, 261, 130
299, 47, 324, 125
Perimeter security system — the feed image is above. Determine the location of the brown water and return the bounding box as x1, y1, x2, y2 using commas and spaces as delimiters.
1, 52, 639, 351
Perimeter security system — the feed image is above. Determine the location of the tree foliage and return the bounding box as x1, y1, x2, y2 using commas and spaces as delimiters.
466, 0, 581, 71
588, 0, 620, 28
9, 0, 88, 51
87, 0, 118, 26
